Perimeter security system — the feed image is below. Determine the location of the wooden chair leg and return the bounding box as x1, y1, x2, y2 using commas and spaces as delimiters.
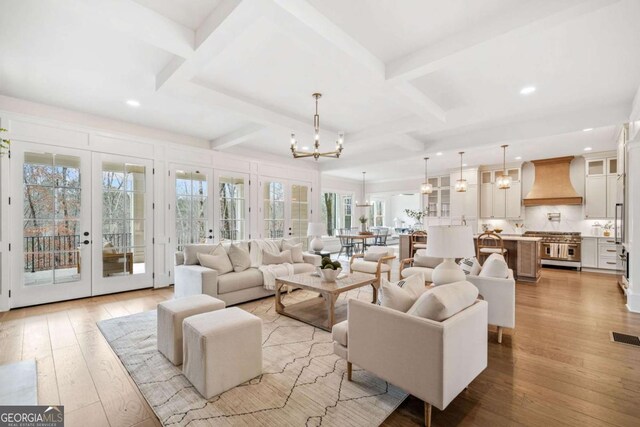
497, 326, 504, 344
424, 402, 432, 427
347, 362, 352, 381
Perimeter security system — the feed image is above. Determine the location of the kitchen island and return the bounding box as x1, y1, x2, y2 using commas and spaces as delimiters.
474, 234, 542, 283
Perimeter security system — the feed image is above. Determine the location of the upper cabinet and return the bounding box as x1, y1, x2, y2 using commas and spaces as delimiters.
423, 175, 451, 219
479, 167, 522, 219
450, 168, 479, 220
584, 155, 617, 219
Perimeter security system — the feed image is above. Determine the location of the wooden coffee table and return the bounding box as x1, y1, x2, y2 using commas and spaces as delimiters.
275, 272, 378, 331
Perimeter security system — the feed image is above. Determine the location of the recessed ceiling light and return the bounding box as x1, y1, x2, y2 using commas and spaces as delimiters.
436, 152, 443, 156
515, 156, 522, 160
584, 147, 593, 151
520, 86, 536, 95
583, 128, 593, 132
126, 99, 140, 107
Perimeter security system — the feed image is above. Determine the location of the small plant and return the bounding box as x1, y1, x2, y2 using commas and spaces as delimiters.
320, 257, 341, 270
404, 208, 428, 222
0, 128, 10, 156
603, 221, 613, 230
358, 215, 368, 224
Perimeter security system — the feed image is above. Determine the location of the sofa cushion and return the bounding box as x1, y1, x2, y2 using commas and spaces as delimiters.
377, 275, 426, 312
332, 320, 348, 347
401, 266, 434, 283
459, 257, 481, 276
479, 253, 509, 278
217, 268, 264, 294
228, 243, 251, 272
407, 280, 479, 321
197, 252, 233, 275
184, 244, 218, 265
351, 260, 391, 274
262, 249, 293, 265
249, 239, 281, 267
283, 242, 304, 263
413, 250, 442, 268
293, 263, 315, 274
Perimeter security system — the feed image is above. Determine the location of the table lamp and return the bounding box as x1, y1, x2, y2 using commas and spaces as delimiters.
307, 222, 327, 252
425, 225, 475, 285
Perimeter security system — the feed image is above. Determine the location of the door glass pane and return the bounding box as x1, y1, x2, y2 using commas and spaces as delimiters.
263, 181, 284, 239
219, 175, 245, 241
290, 184, 310, 248
441, 189, 450, 217
588, 160, 604, 175
609, 158, 617, 174
23, 152, 82, 286
175, 171, 209, 250
102, 161, 146, 277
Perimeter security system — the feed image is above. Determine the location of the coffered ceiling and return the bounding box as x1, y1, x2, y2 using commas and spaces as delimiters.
1, 0, 639, 181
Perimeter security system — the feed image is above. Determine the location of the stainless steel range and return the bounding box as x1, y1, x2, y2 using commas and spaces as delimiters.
524, 231, 582, 269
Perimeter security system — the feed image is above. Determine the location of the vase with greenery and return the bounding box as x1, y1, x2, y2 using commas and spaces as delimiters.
404, 208, 429, 230
358, 214, 368, 233
603, 221, 613, 237
0, 128, 9, 156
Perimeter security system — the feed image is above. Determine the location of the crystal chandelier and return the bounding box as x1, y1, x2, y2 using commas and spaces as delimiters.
455, 152, 468, 192
355, 172, 373, 207
496, 144, 512, 189
420, 157, 433, 194
290, 93, 344, 160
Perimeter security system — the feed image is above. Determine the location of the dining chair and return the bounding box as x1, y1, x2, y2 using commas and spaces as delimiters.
337, 228, 355, 259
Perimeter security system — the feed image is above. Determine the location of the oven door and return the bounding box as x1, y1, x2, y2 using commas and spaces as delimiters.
541, 243, 580, 261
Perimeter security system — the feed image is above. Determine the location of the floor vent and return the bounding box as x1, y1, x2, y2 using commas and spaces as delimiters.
610, 332, 640, 347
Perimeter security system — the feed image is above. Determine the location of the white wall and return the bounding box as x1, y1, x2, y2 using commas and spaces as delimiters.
0, 95, 321, 310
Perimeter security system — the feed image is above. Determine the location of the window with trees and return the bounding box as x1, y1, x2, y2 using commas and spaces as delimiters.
175, 171, 208, 251
321, 192, 354, 236
369, 200, 385, 227
219, 175, 246, 241
263, 181, 285, 238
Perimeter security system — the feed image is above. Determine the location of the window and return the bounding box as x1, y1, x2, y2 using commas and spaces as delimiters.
175, 171, 208, 251
263, 181, 285, 238
369, 200, 385, 227
321, 192, 354, 236
219, 175, 246, 241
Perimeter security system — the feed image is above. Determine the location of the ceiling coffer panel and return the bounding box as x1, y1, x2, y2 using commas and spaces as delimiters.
523, 156, 583, 206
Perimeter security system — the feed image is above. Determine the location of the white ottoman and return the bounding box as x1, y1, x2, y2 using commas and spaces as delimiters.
183, 307, 262, 399
157, 295, 225, 365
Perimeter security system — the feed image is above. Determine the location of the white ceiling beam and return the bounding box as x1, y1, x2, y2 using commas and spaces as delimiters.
390, 134, 425, 152
348, 116, 427, 145
386, 0, 620, 82
389, 82, 447, 123
210, 124, 266, 150
76, 0, 194, 58
155, 0, 270, 90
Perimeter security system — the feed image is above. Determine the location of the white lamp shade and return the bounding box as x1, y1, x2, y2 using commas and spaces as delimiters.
307, 222, 327, 236
425, 225, 475, 259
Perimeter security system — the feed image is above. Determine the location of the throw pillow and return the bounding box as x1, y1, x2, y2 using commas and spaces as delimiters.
407, 280, 479, 321
414, 250, 443, 268
197, 252, 233, 275
459, 257, 481, 276
249, 239, 281, 267
478, 253, 509, 278
262, 249, 293, 265
184, 244, 218, 265
283, 242, 304, 263
377, 275, 426, 312
103, 242, 116, 254
228, 243, 251, 272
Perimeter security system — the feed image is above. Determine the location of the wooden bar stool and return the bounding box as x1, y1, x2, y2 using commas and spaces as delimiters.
410, 231, 427, 257
476, 231, 508, 263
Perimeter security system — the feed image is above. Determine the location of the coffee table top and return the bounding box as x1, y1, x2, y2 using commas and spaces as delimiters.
276, 272, 376, 294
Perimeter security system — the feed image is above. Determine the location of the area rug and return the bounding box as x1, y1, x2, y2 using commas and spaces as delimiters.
97, 290, 407, 426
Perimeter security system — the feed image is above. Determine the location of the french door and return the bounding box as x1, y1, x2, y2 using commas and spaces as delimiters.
214, 170, 250, 242
12, 143, 92, 307
92, 153, 154, 295
261, 178, 311, 245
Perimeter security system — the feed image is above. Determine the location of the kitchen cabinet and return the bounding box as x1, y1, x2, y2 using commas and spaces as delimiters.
479, 168, 522, 219
423, 175, 450, 219
450, 168, 478, 220
584, 155, 617, 219
585, 175, 606, 218
581, 237, 598, 268
598, 237, 618, 270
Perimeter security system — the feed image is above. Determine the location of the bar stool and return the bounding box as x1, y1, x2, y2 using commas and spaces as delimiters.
410, 231, 427, 257
476, 231, 508, 264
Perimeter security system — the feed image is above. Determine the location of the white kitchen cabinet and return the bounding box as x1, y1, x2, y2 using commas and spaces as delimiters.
597, 237, 618, 270
450, 169, 478, 220
584, 155, 617, 219
422, 175, 450, 219
505, 184, 522, 219
606, 175, 617, 218
585, 175, 607, 218
479, 167, 522, 219
581, 237, 598, 268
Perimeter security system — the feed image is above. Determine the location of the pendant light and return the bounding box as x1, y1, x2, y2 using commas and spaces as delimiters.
496, 144, 512, 189
455, 152, 468, 192
420, 157, 433, 194
355, 172, 373, 207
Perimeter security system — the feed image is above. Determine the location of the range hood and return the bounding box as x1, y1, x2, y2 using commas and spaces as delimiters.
523, 156, 582, 206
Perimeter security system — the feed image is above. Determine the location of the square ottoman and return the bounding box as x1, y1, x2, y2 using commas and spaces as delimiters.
183, 307, 262, 399
157, 294, 225, 365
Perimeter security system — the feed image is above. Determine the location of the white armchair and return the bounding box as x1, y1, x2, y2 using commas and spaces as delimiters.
466, 270, 515, 343
333, 298, 488, 426
349, 247, 395, 284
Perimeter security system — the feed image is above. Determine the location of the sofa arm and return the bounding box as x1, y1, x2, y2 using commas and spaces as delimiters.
466, 271, 515, 329
175, 251, 185, 266
303, 252, 322, 266
174, 265, 219, 298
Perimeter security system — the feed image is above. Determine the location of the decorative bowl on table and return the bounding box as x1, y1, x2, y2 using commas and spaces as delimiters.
316, 267, 342, 281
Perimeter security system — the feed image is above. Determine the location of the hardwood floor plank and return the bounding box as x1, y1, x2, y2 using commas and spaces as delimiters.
65, 401, 110, 427
52, 345, 100, 413
47, 311, 78, 349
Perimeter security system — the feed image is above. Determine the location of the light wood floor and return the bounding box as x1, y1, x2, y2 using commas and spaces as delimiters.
1, 268, 639, 426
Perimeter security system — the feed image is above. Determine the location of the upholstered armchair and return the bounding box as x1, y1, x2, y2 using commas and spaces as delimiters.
333, 298, 488, 427
399, 249, 443, 284
466, 270, 515, 343
349, 247, 395, 284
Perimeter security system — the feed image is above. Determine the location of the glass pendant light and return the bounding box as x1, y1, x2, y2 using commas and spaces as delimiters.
496, 144, 512, 189
420, 157, 433, 194
455, 152, 468, 192
355, 172, 373, 207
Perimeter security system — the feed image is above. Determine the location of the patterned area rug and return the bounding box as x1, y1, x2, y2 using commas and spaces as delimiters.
97, 289, 407, 426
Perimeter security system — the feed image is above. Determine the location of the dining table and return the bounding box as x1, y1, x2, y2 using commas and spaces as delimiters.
336, 234, 376, 253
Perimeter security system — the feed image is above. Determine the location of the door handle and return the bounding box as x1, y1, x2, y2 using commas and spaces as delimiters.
83, 231, 89, 236
83, 240, 90, 245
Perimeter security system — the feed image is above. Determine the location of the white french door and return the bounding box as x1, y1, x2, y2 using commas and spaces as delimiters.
11, 143, 92, 307
214, 170, 250, 242
260, 178, 311, 244
91, 153, 154, 295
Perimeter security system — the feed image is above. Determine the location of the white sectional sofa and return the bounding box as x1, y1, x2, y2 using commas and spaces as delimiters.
174, 239, 320, 306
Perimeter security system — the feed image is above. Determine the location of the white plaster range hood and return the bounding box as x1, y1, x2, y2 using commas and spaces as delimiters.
523, 156, 583, 206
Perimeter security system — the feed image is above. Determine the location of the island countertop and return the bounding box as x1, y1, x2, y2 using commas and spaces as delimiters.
473, 234, 542, 242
